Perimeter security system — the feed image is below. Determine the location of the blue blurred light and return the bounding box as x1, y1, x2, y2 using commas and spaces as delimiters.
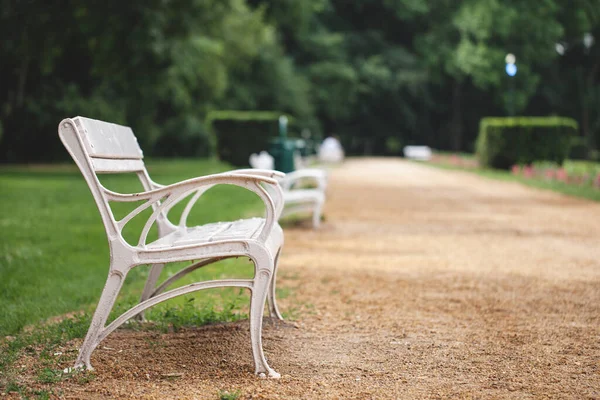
505, 63, 517, 77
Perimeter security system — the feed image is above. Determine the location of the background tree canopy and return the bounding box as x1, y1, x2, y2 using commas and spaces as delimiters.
1, 0, 598, 162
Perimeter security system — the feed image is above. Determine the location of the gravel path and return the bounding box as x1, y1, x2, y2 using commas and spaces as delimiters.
30, 158, 600, 399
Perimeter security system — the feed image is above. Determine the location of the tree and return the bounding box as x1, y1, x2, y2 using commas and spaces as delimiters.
0, 0, 597, 161
0, 0, 311, 161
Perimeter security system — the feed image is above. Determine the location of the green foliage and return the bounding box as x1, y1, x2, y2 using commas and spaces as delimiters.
569, 136, 590, 160
209, 111, 287, 166
476, 117, 578, 169
0, 0, 310, 161
5, 381, 24, 393
207, 111, 285, 122
152, 115, 215, 157
145, 296, 247, 333
0, 0, 598, 160
37, 368, 62, 384
563, 159, 600, 178
218, 389, 242, 400
385, 137, 403, 155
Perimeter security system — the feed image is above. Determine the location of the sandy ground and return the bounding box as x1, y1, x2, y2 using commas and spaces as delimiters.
15, 158, 600, 398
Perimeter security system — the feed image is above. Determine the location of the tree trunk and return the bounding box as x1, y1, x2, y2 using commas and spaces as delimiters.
450, 81, 463, 151
583, 60, 599, 150
16, 53, 30, 107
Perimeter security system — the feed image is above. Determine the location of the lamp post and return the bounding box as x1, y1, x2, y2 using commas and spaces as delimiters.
583, 32, 595, 53
278, 115, 288, 139
505, 53, 517, 116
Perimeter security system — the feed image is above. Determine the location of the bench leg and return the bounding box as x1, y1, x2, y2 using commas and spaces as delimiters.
312, 201, 323, 229
136, 263, 164, 321
74, 269, 127, 370
267, 249, 284, 321
250, 261, 280, 378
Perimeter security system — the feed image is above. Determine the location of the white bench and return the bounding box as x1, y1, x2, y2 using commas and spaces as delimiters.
58, 117, 285, 378
249, 152, 327, 229
318, 137, 344, 164
403, 145, 432, 161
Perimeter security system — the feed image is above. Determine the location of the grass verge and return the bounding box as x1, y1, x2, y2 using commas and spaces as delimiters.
421, 159, 600, 202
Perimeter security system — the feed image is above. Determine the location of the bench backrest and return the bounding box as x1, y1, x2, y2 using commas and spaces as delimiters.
58, 117, 158, 242
71, 117, 145, 173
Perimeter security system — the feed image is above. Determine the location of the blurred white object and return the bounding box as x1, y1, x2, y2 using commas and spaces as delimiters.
403, 146, 432, 161
294, 151, 306, 170
249, 151, 274, 170
249, 151, 327, 229
318, 136, 344, 163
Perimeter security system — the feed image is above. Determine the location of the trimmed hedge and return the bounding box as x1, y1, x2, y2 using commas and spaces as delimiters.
208, 111, 293, 166
569, 136, 589, 160
476, 117, 578, 169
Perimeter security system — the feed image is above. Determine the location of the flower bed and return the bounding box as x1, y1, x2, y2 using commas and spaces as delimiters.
427, 152, 600, 190
511, 161, 600, 189
428, 153, 479, 169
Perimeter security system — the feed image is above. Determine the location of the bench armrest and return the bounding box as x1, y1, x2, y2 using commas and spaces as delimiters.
228, 169, 286, 216
229, 169, 286, 179
144, 169, 284, 189
103, 172, 284, 246
280, 169, 327, 191
146, 170, 285, 222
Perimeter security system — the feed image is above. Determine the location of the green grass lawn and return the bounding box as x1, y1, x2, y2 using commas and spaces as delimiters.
0, 159, 269, 337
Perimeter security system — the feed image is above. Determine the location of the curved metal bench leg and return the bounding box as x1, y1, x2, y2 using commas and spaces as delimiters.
74, 268, 127, 370
267, 250, 284, 321
250, 255, 280, 378
135, 263, 164, 321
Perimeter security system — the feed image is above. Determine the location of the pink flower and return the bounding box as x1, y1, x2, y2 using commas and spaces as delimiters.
545, 169, 555, 180
583, 173, 590, 184
556, 168, 568, 182
595, 174, 600, 188
523, 165, 534, 178
511, 165, 521, 175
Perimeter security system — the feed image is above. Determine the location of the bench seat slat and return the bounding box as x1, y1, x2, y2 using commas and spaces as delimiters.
147, 218, 265, 249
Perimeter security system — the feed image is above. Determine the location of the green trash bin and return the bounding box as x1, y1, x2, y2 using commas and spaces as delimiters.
269, 137, 296, 173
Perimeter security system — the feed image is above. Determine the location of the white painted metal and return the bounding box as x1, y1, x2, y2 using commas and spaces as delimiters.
74, 117, 143, 159
403, 145, 432, 161
318, 137, 344, 164
249, 155, 327, 229
279, 170, 327, 229
58, 116, 286, 378
249, 151, 274, 170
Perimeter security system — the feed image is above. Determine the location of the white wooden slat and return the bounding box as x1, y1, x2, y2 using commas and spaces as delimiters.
73, 116, 143, 159
91, 157, 146, 173
147, 218, 265, 249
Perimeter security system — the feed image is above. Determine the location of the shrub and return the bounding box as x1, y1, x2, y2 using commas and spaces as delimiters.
152, 115, 215, 157
476, 117, 578, 169
569, 136, 589, 160
208, 111, 293, 166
